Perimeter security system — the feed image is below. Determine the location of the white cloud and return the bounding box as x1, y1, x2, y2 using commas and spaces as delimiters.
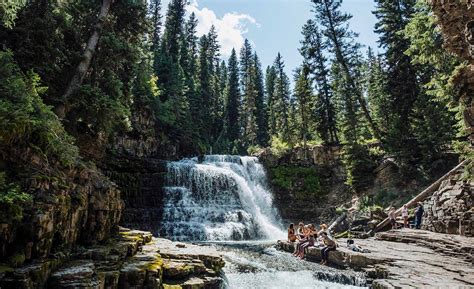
186, 0, 258, 57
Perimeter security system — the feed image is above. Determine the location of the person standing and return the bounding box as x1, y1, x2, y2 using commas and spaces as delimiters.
389, 207, 397, 229
402, 205, 409, 228
415, 203, 424, 229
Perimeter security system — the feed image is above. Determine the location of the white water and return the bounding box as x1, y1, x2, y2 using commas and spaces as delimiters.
160, 155, 286, 241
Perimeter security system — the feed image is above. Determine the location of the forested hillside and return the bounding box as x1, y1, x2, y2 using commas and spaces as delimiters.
0, 0, 471, 218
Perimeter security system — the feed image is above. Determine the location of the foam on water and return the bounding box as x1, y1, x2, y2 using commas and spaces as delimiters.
160, 155, 286, 241
225, 271, 364, 289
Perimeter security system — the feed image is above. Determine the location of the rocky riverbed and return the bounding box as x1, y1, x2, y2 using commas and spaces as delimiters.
277, 229, 474, 288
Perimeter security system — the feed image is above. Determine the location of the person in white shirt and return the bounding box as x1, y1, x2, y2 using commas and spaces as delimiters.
402, 205, 409, 228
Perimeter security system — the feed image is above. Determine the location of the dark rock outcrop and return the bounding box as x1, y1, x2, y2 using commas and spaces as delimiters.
422, 171, 473, 236
0, 165, 123, 267
103, 157, 167, 235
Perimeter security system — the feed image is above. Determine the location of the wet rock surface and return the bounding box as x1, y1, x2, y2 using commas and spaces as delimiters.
0, 228, 225, 289
277, 229, 474, 288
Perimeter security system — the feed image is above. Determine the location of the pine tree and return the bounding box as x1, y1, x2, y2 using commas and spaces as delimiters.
373, 0, 420, 174
253, 53, 268, 146
265, 65, 278, 137
273, 53, 291, 141
300, 19, 338, 144
403, 2, 459, 176
149, 0, 162, 51
365, 48, 390, 132
332, 62, 374, 191
239, 39, 258, 147
312, 0, 381, 140
225, 49, 241, 147
198, 34, 213, 141
293, 65, 315, 148
154, 0, 189, 139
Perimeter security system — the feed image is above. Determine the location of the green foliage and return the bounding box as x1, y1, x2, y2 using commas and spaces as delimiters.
0, 0, 26, 28
0, 172, 31, 224
269, 136, 291, 157
247, 145, 263, 156
0, 51, 78, 166
270, 165, 324, 200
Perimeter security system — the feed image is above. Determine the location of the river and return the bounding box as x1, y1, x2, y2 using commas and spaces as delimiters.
160, 155, 367, 288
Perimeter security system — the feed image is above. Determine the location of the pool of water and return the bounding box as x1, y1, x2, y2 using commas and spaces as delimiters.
201, 241, 367, 289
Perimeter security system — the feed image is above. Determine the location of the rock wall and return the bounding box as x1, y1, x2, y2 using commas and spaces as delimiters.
0, 163, 123, 268
422, 170, 473, 236
103, 157, 167, 235
258, 146, 351, 225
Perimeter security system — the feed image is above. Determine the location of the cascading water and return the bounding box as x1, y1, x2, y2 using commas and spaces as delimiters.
160, 155, 286, 241
159, 155, 367, 288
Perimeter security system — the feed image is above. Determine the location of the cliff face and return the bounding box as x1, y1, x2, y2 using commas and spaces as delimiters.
258, 146, 350, 225
0, 161, 123, 269
423, 169, 473, 236
103, 157, 166, 235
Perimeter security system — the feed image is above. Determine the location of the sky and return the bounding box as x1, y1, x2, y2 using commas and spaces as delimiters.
162, 0, 380, 83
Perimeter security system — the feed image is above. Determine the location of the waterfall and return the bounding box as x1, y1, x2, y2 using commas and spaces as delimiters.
160, 155, 286, 241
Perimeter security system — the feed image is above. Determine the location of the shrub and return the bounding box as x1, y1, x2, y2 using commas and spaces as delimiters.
270, 165, 324, 200
269, 136, 290, 157
0, 51, 78, 167
0, 172, 31, 224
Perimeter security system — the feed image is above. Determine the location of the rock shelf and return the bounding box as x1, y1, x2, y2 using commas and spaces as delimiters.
277, 229, 474, 288
0, 228, 225, 289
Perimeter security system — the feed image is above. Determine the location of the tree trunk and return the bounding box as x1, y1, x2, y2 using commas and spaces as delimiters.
373, 160, 468, 233
56, 0, 113, 119
322, 0, 382, 141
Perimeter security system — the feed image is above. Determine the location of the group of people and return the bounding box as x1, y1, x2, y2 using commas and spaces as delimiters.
287, 223, 336, 265
389, 202, 424, 230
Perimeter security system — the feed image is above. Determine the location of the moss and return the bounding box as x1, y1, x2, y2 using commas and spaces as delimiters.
146, 255, 164, 272
0, 264, 14, 273
163, 284, 182, 289
8, 253, 25, 267
269, 165, 326, 200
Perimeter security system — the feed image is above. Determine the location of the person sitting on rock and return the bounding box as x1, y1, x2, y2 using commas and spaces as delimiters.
415, 202, 424, 229
297, 224, 317, 259
288, 223, 297, 242
292, 222, 306, 256
316, 224, 331, 247
402, 205, 409, 228
320, 232, 336, 265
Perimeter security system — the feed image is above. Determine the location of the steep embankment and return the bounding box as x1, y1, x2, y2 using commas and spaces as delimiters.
258, 145, 460, 229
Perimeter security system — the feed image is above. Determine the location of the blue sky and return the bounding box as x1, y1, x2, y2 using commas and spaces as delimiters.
163, 0, 380, 83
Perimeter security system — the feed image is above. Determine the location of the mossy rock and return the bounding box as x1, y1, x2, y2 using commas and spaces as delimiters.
8, 253, 25, 268
0, 264, 14, 273
269, 165, 326, 200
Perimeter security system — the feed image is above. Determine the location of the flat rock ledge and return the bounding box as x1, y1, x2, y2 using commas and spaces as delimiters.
277, 229, 474, 288
0, 227, 225, 289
